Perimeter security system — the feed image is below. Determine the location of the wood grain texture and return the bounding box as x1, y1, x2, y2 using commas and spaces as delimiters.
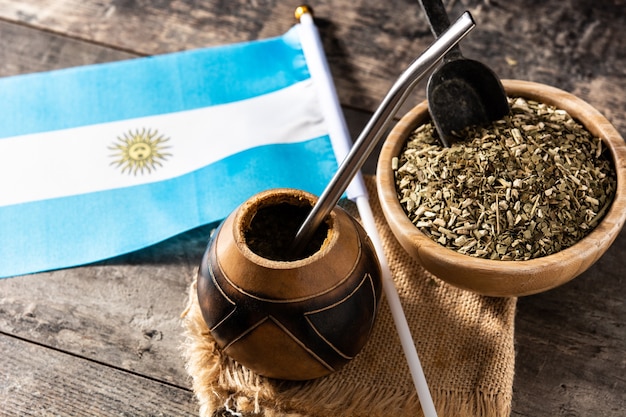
512, 227, 626, 416
0, 225, 213, 387
0, 19, 137, 77
0, 333, 198, 416
0, 0, 624, 415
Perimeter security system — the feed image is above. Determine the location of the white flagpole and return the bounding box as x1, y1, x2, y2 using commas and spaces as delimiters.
295, 6, 438, 417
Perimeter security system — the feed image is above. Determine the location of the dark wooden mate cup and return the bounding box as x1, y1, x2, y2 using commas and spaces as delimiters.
197, 188, 382, 380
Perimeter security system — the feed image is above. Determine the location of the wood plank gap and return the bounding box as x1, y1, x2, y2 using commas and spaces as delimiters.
1, 332, 198, 416
0, 329, 193, 393
0, 16, 147, 58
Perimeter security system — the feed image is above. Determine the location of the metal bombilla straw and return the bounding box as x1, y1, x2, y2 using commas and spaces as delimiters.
292, 11, 475, 252
292, 10, 475, 417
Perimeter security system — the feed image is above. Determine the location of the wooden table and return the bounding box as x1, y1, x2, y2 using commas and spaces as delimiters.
1, 1, 624, 415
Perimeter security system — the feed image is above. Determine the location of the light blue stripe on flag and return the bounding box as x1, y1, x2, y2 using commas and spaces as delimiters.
0, 27, 308, 138
0, 27, 339, 278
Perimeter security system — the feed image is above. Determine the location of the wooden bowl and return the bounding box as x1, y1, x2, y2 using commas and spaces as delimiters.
376, 80, 626, 297
197, 188, 382, 380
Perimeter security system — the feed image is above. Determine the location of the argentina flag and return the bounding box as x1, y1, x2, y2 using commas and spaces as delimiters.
0, 22, 345, 278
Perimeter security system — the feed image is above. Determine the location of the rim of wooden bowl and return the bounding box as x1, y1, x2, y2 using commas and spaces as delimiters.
234, 188, 339, 269
376, 79, 626, 297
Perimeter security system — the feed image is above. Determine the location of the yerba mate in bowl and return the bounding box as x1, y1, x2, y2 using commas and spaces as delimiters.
376, 80, 626, 296
395, 97, 616, 261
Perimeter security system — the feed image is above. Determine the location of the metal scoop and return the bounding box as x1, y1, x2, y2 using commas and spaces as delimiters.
419, 0, 509, 147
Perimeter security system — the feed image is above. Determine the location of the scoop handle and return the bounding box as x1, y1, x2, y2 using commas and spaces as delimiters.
418, 0, 463, 61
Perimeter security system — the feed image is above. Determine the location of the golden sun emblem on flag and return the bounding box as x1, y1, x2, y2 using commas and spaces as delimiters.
109, 128, 172, 175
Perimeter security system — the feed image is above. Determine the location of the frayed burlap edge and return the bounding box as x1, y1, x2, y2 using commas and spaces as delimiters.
182, 281, 513, 417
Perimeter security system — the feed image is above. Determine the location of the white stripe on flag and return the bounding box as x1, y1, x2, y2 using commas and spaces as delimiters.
0, 79, 325, 207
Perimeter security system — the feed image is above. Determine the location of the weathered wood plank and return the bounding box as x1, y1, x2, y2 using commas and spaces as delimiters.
0, 333, 198, 416
0, 225, 214, 387
0, 19, 137, 77
0, 0, 624, 137
511, 227, 626, 416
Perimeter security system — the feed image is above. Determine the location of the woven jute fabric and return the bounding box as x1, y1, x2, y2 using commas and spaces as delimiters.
182, 176, 516, 417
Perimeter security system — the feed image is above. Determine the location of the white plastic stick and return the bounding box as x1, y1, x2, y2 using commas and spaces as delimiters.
296, 8, 368, 202
296, 7, 438, 417
355, 196, 437, 417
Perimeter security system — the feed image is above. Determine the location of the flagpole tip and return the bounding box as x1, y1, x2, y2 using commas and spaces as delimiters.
294, 4, 313, 22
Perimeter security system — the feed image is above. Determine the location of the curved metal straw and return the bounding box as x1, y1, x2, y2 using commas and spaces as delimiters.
292, 11, 476, 254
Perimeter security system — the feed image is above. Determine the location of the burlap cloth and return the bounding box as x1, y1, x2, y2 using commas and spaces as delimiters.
181, 176, 516, 417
